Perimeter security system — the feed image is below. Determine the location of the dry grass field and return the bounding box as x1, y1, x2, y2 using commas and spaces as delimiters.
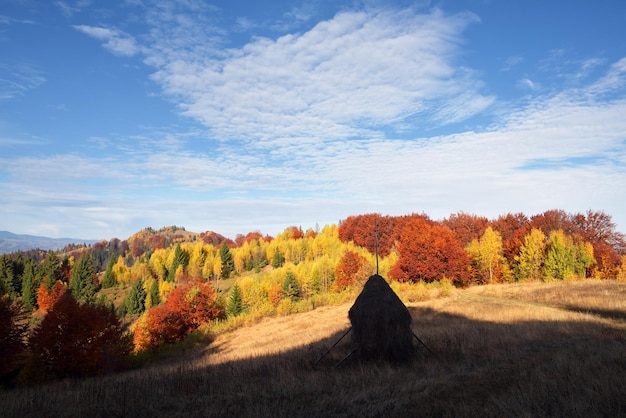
2, 279, 625, 417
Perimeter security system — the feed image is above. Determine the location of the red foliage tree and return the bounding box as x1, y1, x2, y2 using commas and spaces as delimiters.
491, 212, 531, 263
530, 209, 576, 236
573, 210, 626, 277
338, 213, 398, 257
148, 234, 167, 250
335, 250, 370, 290
235, 231, 264, 246
130, 237, 145, 258
442, 212, 490, 247
36, 281, 67, 312
390, 217, 469, 285
283, 226, 304, 240
29, 294, 131, 379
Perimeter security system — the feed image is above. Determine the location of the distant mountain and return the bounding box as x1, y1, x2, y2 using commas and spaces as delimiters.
0, 231, 99, 254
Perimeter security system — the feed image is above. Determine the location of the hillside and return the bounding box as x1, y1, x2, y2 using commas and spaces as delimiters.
3, 280, 625, 417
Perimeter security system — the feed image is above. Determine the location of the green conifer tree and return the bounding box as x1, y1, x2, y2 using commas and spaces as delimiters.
41, 251, 62, 290
282, 272, 300, 301
101, 256, 117, 289
70, 252, 97, 304
0, 255, 15, 298
227, 284, 243, 317
148, 279, 161, 307
220, 242, 234, 279
168, 244, 188, 282
271, 250, 285, 268
123, 278, 146, 315
21, 258, 38, 309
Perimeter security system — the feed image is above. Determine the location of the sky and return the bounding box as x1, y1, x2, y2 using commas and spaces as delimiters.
1, 0, 625, 241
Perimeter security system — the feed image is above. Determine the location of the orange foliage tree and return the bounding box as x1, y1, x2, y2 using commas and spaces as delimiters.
335, 250, 370, 290
29, 293, 131, 379
390, 217, 469, 285
133, 280, 222, 351
268, 282, 284, 307
36, 281, 67, 311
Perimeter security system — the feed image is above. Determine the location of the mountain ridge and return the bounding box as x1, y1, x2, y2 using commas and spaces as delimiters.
0, 230, 99, 254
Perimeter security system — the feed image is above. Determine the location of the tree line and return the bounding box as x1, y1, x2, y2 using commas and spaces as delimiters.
0, 209, 624, 386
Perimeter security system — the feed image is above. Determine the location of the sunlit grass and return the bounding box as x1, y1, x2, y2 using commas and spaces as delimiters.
2, 280, 625, 417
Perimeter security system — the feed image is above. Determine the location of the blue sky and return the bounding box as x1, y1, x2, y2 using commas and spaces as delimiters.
1, 0, 625, 240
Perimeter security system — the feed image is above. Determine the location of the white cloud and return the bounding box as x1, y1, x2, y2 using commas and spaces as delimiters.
4, 5, 626, 239
518, 77, 539, 91
145, 8, 492, 145
73, 24, 139, 56
3, 59, 625, 238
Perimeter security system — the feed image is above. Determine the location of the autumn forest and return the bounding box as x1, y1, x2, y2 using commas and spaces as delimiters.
1, 209, 625, 388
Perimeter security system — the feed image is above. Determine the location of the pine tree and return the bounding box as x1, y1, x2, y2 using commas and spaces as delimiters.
271, 250, 285, 268
0, 296, 28, 380
227, 284, 243, 317
148, 280, 161, 307
168, 244, 188, 282
219, 242, 234, 279
69, 252, 97, 304
282, 272, 300, 301
41, 251, 62, 290
21, 258, 38, 310
101, 255, 117, 289
0, 255, 15, 298
124, 279, 146, 315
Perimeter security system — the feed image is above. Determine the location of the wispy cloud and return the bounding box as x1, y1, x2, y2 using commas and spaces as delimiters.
3, 56, 625, 237
502, 55, 523, 71
55, 0, 92, 18
0, 63, 45, 100
518, 77, 539, 91
144, 8, 492, 145
73, 25, 139, 56
8, 4, 626, 238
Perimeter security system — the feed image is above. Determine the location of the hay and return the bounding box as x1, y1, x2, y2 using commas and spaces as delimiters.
348, 274, 414, 363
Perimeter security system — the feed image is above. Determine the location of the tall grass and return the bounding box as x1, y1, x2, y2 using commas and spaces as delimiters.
2, 280, 625, 417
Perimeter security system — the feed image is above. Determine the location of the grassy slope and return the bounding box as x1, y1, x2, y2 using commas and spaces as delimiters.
2, 280, 625, 417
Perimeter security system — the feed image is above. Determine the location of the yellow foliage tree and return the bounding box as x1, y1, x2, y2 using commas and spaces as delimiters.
187, 241, 207, 279
158, 280, 175, 303
467, 226, 506, 283
112, 256, 131, 285
515, 228, 546, 281
149, 249, 168, 282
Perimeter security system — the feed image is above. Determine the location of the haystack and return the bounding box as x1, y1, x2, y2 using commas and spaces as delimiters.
348, 274, 414, 363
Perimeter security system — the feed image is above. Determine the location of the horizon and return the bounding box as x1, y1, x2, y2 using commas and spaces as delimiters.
2, 1, 625, 240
